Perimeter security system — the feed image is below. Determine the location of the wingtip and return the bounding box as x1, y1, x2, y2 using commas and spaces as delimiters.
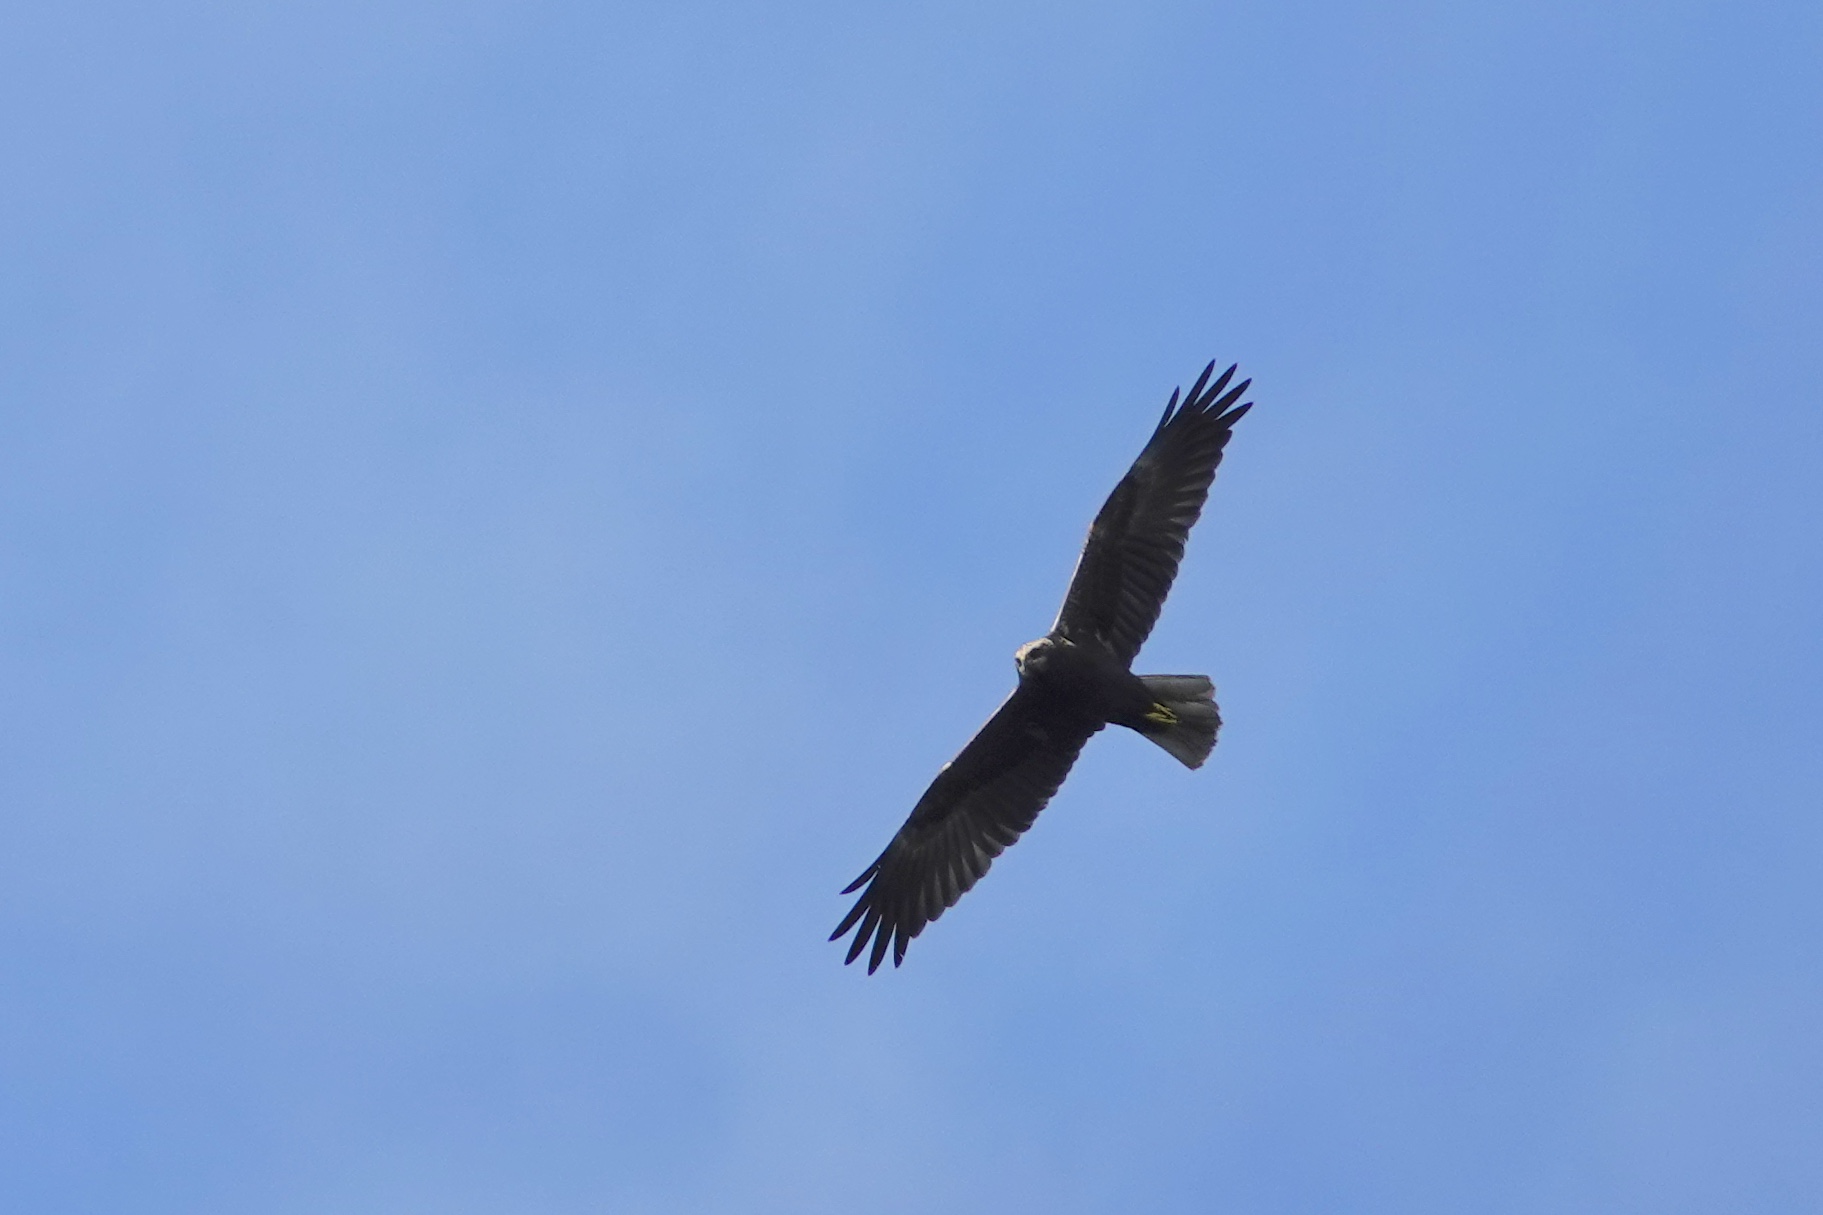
1157, 387, 1180, 430
1184, 360, 1216, 405
829, 905, 863, 943
841, 905, 881, 965
1216, 384, 1253, 425
839, 859, 880, 895
1202, 363, 1237, 404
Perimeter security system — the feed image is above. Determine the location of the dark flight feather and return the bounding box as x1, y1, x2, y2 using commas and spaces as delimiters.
831, 687, 1102, 972
1053, 361, 1250, 666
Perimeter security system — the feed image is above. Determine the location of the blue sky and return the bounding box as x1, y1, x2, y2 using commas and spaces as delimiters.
3, 2, 1820, 1211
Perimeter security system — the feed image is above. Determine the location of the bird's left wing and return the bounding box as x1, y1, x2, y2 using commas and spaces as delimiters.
1053, 361, 1251, 666
832, 687, 1101, 972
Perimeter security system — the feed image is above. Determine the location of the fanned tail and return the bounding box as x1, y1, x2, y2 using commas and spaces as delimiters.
1136, 674, 1221, 769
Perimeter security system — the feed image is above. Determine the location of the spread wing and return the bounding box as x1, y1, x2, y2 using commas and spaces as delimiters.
831, 686, 1102, 973
1053, 361, 1252, 666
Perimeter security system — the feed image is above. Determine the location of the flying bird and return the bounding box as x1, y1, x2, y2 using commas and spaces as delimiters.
833, 359, 1254, 972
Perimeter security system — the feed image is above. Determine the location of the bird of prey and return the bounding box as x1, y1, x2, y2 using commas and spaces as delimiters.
832, 360, 1254, 972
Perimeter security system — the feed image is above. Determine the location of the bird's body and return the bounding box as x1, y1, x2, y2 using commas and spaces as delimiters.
1016, 635, 1145, 729
833, 360, 1253, 972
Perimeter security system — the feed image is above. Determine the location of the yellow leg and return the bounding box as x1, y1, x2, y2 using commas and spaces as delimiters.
1143, 703, 1178, 726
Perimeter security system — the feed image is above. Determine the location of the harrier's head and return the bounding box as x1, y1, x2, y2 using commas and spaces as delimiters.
1014, 636, 1056, 678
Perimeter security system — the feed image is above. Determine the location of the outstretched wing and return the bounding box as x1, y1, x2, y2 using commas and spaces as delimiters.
832, 687, 1101, 973
1053, 361, 1252, 666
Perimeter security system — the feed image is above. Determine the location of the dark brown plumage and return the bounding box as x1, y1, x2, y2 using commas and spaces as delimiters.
832, 360, 1253, 972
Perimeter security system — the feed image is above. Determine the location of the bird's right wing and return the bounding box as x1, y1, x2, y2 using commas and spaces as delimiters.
832, 688, 1101, 973
1053, 361, 1251, 666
